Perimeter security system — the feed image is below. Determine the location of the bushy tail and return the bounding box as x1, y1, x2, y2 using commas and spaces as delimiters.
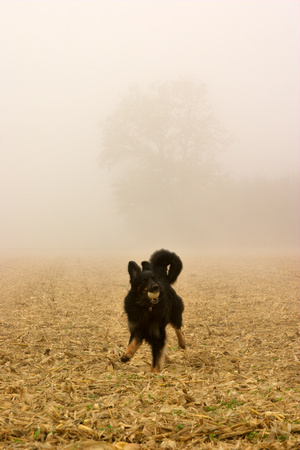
150, 249, 182, 284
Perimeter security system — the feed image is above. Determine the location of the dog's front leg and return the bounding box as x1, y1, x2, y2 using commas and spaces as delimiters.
121, 335, 142, 363
150, 335, 167, 373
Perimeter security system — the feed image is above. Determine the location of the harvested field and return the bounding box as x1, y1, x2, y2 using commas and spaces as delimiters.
0, 254, 299, 449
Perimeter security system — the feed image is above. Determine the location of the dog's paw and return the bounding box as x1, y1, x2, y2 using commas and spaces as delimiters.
121, 354, 130, 363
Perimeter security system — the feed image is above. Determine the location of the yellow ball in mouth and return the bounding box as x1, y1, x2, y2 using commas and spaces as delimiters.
147, 291, 160, 300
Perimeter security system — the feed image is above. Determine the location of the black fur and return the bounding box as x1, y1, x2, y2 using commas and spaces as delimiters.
121, 249, 185, 372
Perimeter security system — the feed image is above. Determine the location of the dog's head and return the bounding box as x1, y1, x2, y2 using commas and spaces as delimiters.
128, 260, 160, 301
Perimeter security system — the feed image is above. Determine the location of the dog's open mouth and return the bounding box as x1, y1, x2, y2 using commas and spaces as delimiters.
147, 291, 160, 300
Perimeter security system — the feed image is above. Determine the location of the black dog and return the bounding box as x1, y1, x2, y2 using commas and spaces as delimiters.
121, 249, 185, 373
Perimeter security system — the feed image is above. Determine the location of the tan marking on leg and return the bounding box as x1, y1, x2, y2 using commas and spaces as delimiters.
171, 325, 186, 349
121, 338, 142, 362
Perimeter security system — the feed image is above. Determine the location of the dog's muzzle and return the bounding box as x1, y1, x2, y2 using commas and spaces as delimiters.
147, 290, 160, 311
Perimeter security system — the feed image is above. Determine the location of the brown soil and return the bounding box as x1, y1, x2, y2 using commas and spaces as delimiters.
0, 255, 299, 449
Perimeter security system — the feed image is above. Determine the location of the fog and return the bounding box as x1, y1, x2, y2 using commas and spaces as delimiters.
1, 0, 299, 257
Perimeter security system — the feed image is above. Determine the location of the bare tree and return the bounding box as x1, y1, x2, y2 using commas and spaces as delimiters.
99, 79, 226, 241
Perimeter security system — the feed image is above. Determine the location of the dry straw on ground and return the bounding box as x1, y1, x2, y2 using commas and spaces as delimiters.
0, 254, 299, 449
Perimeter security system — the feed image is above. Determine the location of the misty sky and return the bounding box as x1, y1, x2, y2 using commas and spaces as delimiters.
0, 0, 299, 253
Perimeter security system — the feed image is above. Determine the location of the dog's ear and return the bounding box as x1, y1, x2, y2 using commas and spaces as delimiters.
128, 261, 141, 281
141, 261, 151, 271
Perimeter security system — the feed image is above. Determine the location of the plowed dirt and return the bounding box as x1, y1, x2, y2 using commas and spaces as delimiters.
0, 255, 299, 449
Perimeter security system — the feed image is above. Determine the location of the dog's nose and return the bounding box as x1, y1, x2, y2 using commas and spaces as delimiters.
152, 284, 159, 292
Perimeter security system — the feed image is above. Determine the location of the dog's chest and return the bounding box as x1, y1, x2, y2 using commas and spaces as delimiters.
125, 292, 169, 322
